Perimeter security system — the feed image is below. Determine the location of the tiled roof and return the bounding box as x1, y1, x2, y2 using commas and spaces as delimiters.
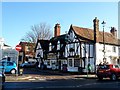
72, 26, 119, 45
72, 26, 94, 41
99, 31, 117, 45
35, 40, 49, 52
50, 34, 68, 43
19, 42, 35, 45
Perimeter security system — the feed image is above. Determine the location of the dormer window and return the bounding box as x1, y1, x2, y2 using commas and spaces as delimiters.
49, 43, 52, 51
57, 41, 60, 50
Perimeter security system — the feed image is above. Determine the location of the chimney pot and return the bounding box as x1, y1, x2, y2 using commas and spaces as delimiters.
110, 27, 117, 38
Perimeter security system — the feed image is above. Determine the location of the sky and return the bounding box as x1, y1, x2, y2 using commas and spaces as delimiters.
1, 2, 119, 48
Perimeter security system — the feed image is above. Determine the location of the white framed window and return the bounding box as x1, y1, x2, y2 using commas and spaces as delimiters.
57, 41, 60, 50
69, 30, 74, 42
74, 59, 80, 67
49, 43, 52, 51
61, 44, 63, 48
112, 46, 116, 52
119, 48, 120, 56
69, 43, 74, 48
90, 44, 93, 57
68, 59, 73, 67
76, 43, 80, 55
69, 43, 75, 56
81, 43, 86, 57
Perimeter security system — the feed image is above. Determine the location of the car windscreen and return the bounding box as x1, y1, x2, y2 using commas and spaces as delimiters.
98, 65, 109, 69
113, 65, 120, 68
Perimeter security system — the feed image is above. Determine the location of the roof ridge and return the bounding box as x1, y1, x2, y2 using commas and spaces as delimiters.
73, 26, 93, 30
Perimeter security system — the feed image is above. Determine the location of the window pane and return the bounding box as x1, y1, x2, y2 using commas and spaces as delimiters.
7, 62, 13, 66
119, 48, 120, 56
74, 59, 80, 67
90, 45, 93, 57
69, 59, 72, 67
113, 46, 116, 52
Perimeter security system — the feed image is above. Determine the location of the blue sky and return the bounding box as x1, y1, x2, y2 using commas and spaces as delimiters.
2, 2, 118, 48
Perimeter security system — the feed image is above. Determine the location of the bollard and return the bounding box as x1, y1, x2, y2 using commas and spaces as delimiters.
20, 68, 23, 75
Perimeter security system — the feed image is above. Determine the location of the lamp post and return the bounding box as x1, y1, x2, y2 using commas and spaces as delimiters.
86, 52, 88, 77
101, 21, 106, 63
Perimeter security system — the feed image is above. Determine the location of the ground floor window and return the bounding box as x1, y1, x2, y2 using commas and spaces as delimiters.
47, 60, 50, 66
68, 58, 80, 67
74, 59, 80, 67
117, 59, 120, 65
68, 59, 73, 67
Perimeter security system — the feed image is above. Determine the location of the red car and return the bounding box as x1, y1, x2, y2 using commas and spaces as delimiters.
96, 64, 120, 81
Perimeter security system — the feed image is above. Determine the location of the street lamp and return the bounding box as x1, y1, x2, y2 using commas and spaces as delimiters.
101, 21, 106, 63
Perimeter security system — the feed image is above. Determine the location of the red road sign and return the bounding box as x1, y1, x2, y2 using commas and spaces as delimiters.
15, 45, 22, 51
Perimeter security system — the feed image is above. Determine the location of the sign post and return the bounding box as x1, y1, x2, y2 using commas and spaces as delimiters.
15, 45, 22, 76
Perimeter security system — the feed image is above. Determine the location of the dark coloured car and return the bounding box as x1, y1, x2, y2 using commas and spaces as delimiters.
96, 64, 120, 81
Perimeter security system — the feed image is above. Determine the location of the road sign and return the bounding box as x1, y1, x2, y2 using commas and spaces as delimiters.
15, 45, 22, 51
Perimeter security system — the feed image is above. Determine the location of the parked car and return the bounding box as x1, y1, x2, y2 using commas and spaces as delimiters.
96, 64, 120, 81
0, 61, 17, 74
20, 61, 36, 68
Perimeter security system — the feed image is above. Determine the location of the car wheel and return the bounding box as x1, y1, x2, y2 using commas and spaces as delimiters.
98, 76, 103, 81
10, 69, 16, 74
111, 74, 117, 81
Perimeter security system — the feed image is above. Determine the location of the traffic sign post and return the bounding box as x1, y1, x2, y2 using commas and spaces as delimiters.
15, 45, 22, 76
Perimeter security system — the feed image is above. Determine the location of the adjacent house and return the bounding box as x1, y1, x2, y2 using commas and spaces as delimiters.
2, 45, 18, 62
0, 37, 18, 62
19, 42, 36, 63
35, 17, 120, 73
0, 38, 4, 60
48, 34, 68, 70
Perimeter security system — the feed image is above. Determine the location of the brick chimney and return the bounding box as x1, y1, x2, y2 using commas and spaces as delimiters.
54, 23, 60, 37
93, 17, 99, 43
110, 27, 117, 38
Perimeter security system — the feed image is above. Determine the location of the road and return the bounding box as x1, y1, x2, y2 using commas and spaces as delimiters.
3, 68, 120, 90
4, 79, 120, 90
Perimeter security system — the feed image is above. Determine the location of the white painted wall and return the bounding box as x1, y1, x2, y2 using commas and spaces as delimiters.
35, 42, 43, 58
35, 49, 43, 58
96, 43, 119, 65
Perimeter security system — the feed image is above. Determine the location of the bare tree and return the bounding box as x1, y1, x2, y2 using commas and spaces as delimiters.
21, 22, 53, 43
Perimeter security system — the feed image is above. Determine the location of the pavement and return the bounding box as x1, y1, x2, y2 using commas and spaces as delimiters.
5, 69, 98, 82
